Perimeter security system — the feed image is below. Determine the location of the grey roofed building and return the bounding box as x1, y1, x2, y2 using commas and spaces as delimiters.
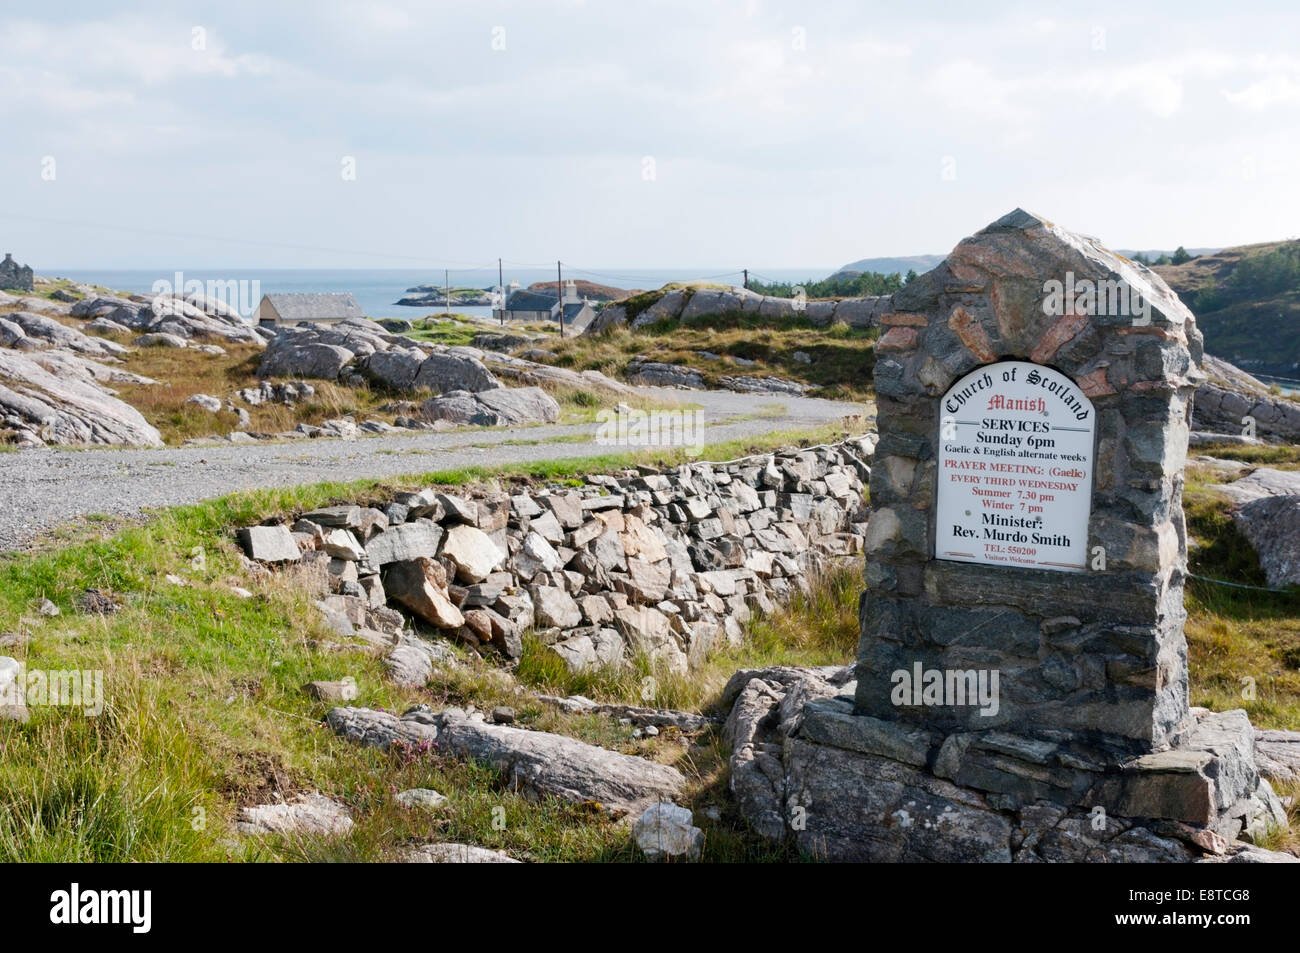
0, 253, 34, 292
504, 290, 560, 312
492, 280, 594, 329
562, 300, 595, 332
255, 292, 366, 327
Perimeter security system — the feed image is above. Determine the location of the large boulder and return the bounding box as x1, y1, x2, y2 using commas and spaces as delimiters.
0, 350, 163, 447
630, 289, 687, 328
419, 386, 560, 427
582, 304, 626, 335
362, 347, 426, 391
413, 352, 501, 394
1232, 495, 1300, 587
258, 339, 354, 380
473, 386, 560, 424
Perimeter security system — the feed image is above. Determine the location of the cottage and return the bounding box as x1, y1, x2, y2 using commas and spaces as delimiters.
492, 280, 594, 331
255, 293, 365, 328
0, 253, 34, 292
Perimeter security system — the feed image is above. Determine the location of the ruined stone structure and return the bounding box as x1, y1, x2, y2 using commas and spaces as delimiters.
724, 211, 1291, 861
0, 253, 34, 292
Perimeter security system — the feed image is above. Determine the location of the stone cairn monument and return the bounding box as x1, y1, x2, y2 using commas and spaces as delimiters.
724, 210, 1290, 861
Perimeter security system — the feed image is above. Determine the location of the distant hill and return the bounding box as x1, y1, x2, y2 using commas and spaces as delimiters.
826, 255, 945, 281
1119, 247, 1220, 262
828, 249, 1222, 282
1155, 240, 1300, 377
527, 279, 628, 302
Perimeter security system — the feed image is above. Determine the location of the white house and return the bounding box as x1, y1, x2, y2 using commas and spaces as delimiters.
492, 280, 595, 330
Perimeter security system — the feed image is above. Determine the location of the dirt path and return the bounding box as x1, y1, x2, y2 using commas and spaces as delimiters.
0, 387, 868, 551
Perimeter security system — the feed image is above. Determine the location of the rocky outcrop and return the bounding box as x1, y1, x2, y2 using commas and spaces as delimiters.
1205, 466, 1300, 586
1230, 492, 1300, 587
625, 360, 705, 389
722, 667, 1294, 863
4, 312, 128, 358
477, 350, 636, 396
68, 293, 263, 346
420, 387, 560, 427
1194, 354, 1300, 444
258, 324, 567, 427
585, 285, 891, 335
0, 350, 163, 447
239, 436, 876, 676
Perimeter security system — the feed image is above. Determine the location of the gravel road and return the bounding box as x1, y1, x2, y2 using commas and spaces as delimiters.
0, 387, 868, 552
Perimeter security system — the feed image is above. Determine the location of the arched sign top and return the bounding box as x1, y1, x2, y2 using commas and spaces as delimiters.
935, 361, 1095, 573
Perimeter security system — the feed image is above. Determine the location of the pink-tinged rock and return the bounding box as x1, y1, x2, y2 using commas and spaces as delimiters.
947, 305, 996, 362
385, 557, 465, 629
877, 327, 918, 352
1030, 312, 1090, 364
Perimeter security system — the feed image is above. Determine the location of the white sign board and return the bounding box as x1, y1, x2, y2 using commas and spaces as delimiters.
935, 361, 1095, 573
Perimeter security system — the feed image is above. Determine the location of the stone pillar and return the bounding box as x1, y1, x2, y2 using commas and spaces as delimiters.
856, 209, 1204, 772
745, 211, 1290, 857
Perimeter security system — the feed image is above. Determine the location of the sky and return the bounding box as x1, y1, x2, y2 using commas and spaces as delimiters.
2, 0, 1298, 272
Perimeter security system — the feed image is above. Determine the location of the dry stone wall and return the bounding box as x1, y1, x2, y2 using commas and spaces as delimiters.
238, 436, 876, 676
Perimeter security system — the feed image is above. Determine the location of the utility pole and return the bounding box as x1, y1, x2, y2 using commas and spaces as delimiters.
743, 268, 748, 290
557, 260, 564, 339
498, 257, 504, 326
445, 269, 450, 314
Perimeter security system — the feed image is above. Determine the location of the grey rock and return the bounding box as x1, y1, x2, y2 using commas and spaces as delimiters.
403, 842, 520, 863
238, 525, 301, 563
0, 350, 164, 447
365, 521, 444, 566
433, 707, 687, 815
1231, 495, 1300, 587
236, 794, 353, 836
414, 352, 501, 394
634, 802, 704, 862
395, 788, 447, 811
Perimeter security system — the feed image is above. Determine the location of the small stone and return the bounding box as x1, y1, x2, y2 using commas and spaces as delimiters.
395, 788, 448, 812
633, 802, 704, 862
303, 677, 358, 702
491, 706, 516, 724
36, 598, 59, 617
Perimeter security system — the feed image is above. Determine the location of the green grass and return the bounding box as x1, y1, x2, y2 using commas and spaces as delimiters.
403, 316, 481, 347
3, 433, 1295, 861
1192, 441, 1300, 469
522, 316, 880, 403
0, 434, 861, 862
1182, 480, 1300, 730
